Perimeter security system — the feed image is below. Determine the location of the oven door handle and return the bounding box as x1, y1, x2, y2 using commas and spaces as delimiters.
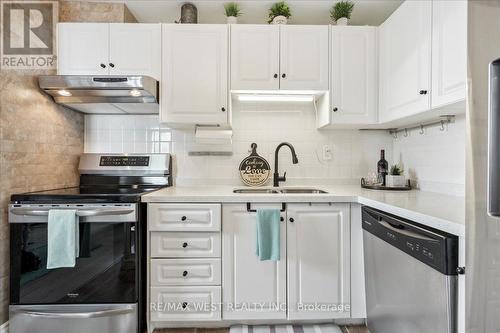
14, 307, 135, 319
9, 207, 135, 217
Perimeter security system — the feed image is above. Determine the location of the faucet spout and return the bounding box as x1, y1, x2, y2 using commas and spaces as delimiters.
273, 142, 299, 187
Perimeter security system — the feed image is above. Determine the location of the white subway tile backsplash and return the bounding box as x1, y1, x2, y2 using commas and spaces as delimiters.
392, 114, 466, 196
83, 105, 465, 196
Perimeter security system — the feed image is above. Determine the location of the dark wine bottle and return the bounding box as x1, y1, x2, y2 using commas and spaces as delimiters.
377, 149, 388, 186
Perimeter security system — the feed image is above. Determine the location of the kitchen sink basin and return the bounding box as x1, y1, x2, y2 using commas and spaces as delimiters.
233, 189, 281, 194
233, 188, 328, 194
279, 188, 328, 194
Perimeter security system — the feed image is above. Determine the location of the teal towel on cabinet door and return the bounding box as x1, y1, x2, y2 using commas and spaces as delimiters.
255, 209, 280, 261
46, 210, 79, 269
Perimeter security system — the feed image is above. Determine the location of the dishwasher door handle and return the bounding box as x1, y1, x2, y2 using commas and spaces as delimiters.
379, 220, 436, 241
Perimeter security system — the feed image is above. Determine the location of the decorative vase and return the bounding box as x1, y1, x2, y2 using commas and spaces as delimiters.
386, 175, 406, 187
336, 17, 349, 26
227, 16, 238, 24
271, 15, 288, 25
180, 3, 198, 23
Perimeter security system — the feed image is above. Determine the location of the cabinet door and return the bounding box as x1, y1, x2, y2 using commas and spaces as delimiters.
222, 204, 287, 320
331, 26, 377, 124
57, 23, 109, 75
379, 1, 432, 122
431, 0, 467, 108
230, 25, 280, 90
280, 25, 329, 91
161, 24, 228, 125
287, 203, 350, 320
109, 24, 161, 80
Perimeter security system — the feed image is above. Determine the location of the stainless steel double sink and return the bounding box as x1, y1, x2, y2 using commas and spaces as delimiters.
233, 188, 328, 194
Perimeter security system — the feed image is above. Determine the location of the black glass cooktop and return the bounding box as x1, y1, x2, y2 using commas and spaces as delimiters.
11, 186, 163, 204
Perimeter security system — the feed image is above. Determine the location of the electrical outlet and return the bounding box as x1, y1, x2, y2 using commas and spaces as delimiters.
322, 145, 333, 161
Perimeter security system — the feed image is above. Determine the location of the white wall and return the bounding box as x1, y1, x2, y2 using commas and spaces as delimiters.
85, 101, 393, 186
392, 114, 466, 196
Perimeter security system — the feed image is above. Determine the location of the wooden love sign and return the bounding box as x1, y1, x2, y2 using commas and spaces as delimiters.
239, 143, 271, 186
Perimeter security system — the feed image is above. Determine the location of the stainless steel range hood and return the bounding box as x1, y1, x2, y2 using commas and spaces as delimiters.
38, 75, 159, 114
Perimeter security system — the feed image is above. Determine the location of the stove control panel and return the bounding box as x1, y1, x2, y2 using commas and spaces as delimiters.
99, 156, 150, 167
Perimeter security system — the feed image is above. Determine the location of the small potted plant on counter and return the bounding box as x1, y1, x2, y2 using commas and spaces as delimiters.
268, 1, 291, 24
330, 0, 354, 26
224, 2, 241, 24
386, 164, 406, 187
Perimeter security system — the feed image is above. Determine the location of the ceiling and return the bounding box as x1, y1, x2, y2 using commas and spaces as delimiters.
104, 0, 402, 26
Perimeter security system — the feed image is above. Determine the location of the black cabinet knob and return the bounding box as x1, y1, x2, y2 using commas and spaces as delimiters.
182, 242, 188, 248
182, 270, 188, 277
280, 216, 284, 222
289, 218, 294, 223
333, 107, 338, 112
100, 63, 106, 68
274, 73, 278, 78
109, 63, 115, 68
419, 90, 428, 95
221, 107, 226, 112
181, 216, 187, 221
456, 267, 465, 275
182, 302, 188, 309
282, 73, 286, 78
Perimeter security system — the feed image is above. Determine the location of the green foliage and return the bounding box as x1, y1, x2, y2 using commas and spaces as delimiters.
390, 164, 404, 176
330, 1, 354, 21
268, 1, 292, 23
224, 2, 241, 17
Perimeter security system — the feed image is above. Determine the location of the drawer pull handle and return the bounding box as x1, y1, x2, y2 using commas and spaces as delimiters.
182, 242, 188, 248
182, 302, 188, 309
181, 216, 187, 221
182, 270, 188, 277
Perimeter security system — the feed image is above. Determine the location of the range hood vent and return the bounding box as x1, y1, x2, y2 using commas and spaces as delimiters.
38, 75, 159, 114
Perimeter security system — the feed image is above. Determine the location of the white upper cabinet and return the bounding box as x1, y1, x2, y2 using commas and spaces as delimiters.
287, 203, 351, 320
108, 24, 161, 80
330, 26, 378, 124
230, 25, 329, 91
58, 23, 109, 75
378, 0, 432, 123
222, 204, 287, 320
280, 25, 329, 91
230, 25, 280, 90
58, 23, 161, 78
161, 24, 228, 125
431, 0, 467, 108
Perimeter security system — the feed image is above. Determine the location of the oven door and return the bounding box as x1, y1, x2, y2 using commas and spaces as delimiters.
9, 204, 138, 305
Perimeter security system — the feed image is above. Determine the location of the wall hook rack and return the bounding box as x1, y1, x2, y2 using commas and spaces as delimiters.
388, 115, 455, 138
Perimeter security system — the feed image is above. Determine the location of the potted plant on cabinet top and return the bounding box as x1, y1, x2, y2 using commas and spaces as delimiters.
224, 2, 241, 24
268, 1, 291, 24
330, 0, 354, 26
386, 164, 406, 187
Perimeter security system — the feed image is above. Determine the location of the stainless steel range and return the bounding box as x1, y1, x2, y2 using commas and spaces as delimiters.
9, 153, 171, 333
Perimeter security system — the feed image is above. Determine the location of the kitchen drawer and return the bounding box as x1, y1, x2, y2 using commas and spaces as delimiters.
151, 259, 221, 286
150, 232, 221, 258
149, 204, 221, 232
150, 286, 221, 321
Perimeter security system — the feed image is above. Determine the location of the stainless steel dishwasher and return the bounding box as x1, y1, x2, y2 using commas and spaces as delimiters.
362, 206, 459, 333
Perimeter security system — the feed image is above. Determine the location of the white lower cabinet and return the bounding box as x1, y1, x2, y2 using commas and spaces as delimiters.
222, 203, 351, 321
149, 204, 222, 325
287, 203, 351, 320
222, 204, 287, 320
150, 286, 221, 321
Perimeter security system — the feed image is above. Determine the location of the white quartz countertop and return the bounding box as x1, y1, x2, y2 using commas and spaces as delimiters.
142, 185, 465, 236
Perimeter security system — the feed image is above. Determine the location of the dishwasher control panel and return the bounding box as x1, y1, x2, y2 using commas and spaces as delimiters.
362, 206, 459, 275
